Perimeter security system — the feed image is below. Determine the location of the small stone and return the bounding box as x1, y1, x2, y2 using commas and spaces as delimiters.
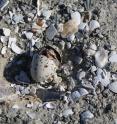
81, 110, 94, 120
108, 81, 117, 93
0, 36, 8, 43
95, 48, 108, 68
12, 14, 23, 24
43, 102, 56, 109
77, 71, 86, 80
62, 109, 74, 117
71, 91, 81, 102
78, 88, 89, 96
27, 111, 36, 119
3, 28, 11, 36
23, 31, 33, 40
0, 0, 9, 11
67, 34, 75, 41
66, 42, 72, 49
46, 24, 57, 40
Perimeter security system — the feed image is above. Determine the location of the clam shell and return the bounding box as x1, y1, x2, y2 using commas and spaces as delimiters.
108, 81, 117, 93
95, 48, 108, 68
89, 20, 100, 32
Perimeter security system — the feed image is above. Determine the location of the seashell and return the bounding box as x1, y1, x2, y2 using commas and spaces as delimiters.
71, 11, 81, 26
78, 88, 89, 96
89, 20, 100, 32
3, 28, 11, 36
31, 45, 61, 83
1, 46, 7, 55
67, 34, 75, 41
62, 109, 74, 117
11, 42, 24, 54
61, 19, 79, 38
109, 52, 117, 63
23, 31, 33, 40
71, 91, 81, 102
95, 48, 108, 68
87, 43, 97, 56
8, 37, 17, 48
0, 36, 8, 43
81, 110, 94, 120
108, 81, 117, 93
94, 69, 110, 87
43, 102, 56, 109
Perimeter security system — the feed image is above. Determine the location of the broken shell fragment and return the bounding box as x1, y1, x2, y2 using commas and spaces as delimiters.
95, 48, 108, 68
31, 46, 61, 83
89, 20, 100, 32
1, 46, 7, 55
81, 110, 94, 120
87, 43, 97, 56
109, 52, 117, 63
3, 28, 11, 36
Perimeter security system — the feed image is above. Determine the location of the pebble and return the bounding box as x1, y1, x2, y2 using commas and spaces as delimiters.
108, 81, 117, 93
81, 110, 94, 120
67, 34, 75, 41
46, 24, 57, 40
12, 14, 24, 24
71, 91, 81, 102
77, 71, 86, 80
3, 28, 11, 36
62, 109, 74, 117
27, 111, 36, 119
66, 42, 72, 49
78, 88, 89, 96
0, 0, 9, 11
87, 43, 97, 56
95, 48, 108, 68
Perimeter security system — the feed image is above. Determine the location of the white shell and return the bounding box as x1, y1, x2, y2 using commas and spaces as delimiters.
23, 31, 33, 40
89, 20, 100, 32
11, 42, 24, 54
87, 43, 97, 56
94, 69, 110, 87
3, 28, 11, 36
108, 81, 117, 93
43, 102, 56, 109
31, 54, 58, 83
109, 52, 117, 63
81, 110, 94, 119
0, 36, 8, 44
1, 46, 7, 55
95, 48, 108, 68
71, 11, 81, 26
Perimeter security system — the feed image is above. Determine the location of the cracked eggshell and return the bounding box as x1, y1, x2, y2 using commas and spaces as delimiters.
89, 20, 100, 32
31, 54, 59, 83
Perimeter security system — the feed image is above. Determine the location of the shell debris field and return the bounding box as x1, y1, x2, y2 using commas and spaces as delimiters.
0, 0, 117, 124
